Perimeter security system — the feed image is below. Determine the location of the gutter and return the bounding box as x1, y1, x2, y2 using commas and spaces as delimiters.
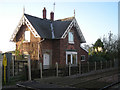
39, 39, 45, 43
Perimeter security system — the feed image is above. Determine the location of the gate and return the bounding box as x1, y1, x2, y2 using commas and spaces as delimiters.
14, 60, 27, 76
11, 55, 28, 81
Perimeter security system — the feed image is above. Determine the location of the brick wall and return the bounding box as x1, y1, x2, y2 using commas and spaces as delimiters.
59, 27, 88, 66
15, 24, 88, 67
40, 39, 53, 66
52, 40, 60, 66
80, 47, 88, 61
16, 25, 40, 60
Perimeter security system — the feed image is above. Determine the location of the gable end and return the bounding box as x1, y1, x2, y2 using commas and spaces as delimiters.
24, 15, 40, 38
10, 14, 40, 42
61, 18, 86, 43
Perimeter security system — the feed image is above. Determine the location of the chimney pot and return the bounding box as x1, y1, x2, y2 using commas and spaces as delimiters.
43, 7, 46, 19
50, 12, 54, 21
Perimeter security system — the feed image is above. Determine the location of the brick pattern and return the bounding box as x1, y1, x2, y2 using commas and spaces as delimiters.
16, 25, 40, 60
52, 40, 60, 65
59, 27, 88, 66
15, 25, 88, 67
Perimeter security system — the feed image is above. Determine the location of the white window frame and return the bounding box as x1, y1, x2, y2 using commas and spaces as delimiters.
68, 31, 74, 44
24, 31, 30, 42
66, 51, 77, 65
81, 55, 85, 61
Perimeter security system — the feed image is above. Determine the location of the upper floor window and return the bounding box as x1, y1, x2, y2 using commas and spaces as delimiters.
24, 31, 30, 42
68, 31, 74, 44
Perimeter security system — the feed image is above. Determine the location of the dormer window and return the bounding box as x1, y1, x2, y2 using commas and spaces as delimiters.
68, 31, 74, 44
24, 31, 30, 42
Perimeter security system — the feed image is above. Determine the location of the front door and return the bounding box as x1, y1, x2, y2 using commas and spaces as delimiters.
43, 53, 50, 69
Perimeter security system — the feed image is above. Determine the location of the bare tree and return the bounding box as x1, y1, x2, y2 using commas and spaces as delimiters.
102, 31, 118, 60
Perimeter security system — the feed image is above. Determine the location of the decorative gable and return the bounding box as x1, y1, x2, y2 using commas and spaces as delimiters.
10, 13, 86, 43
10, 14, 40, 42
61, 18, 86, 43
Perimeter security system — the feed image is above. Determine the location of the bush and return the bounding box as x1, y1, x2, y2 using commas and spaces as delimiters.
89, 55, 107, 62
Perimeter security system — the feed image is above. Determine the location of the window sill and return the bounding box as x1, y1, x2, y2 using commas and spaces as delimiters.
68, 41, 74, 44
23, 40, 30, 43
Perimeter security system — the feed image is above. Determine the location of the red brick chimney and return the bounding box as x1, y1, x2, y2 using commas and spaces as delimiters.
43, 7, 46, 19
50, 11, 54, 21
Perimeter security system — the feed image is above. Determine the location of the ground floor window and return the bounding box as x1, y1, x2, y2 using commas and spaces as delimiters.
66, 51, 77, 65
81, 55, 85, 61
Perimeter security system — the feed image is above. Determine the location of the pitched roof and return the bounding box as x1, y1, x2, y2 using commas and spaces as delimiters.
24, 14, 52, 38
11, 13, 86, 43
25, 14, 72, 39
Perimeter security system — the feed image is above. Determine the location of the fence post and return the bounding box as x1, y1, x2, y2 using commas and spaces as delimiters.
87, 61, 89, 72
12, 55, 15, 76
79, 61, 81, 74
69, 62, 71, 76
40, 62, 42, 78
18, 62, 19, 73
110, 60, 112, 68
101, 61, 102, 70
95, 61, 96, 71
106, 61, 107, 69
23, 62, 24, 69
28, 55, 31, 80
114, 59, 115, 68
56, 62, 58, 77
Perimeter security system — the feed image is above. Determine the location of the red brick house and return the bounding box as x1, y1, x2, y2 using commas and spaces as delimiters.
10, 7, 88, 69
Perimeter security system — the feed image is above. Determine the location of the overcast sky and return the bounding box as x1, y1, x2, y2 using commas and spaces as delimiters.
0, 0, 118, 52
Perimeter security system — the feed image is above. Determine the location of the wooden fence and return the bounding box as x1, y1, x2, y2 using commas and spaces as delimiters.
8, 55, 29, 82
10, 57, 117, 81
14, 60, 28, 76
1, 53, 118, 86
31, 60, 116, 79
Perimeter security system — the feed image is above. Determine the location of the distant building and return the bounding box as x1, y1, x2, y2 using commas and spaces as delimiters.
10, 7, 88, 69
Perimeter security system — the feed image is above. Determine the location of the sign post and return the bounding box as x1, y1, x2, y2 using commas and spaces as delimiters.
0, 53, 3, 90
3, 54, 7, 84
